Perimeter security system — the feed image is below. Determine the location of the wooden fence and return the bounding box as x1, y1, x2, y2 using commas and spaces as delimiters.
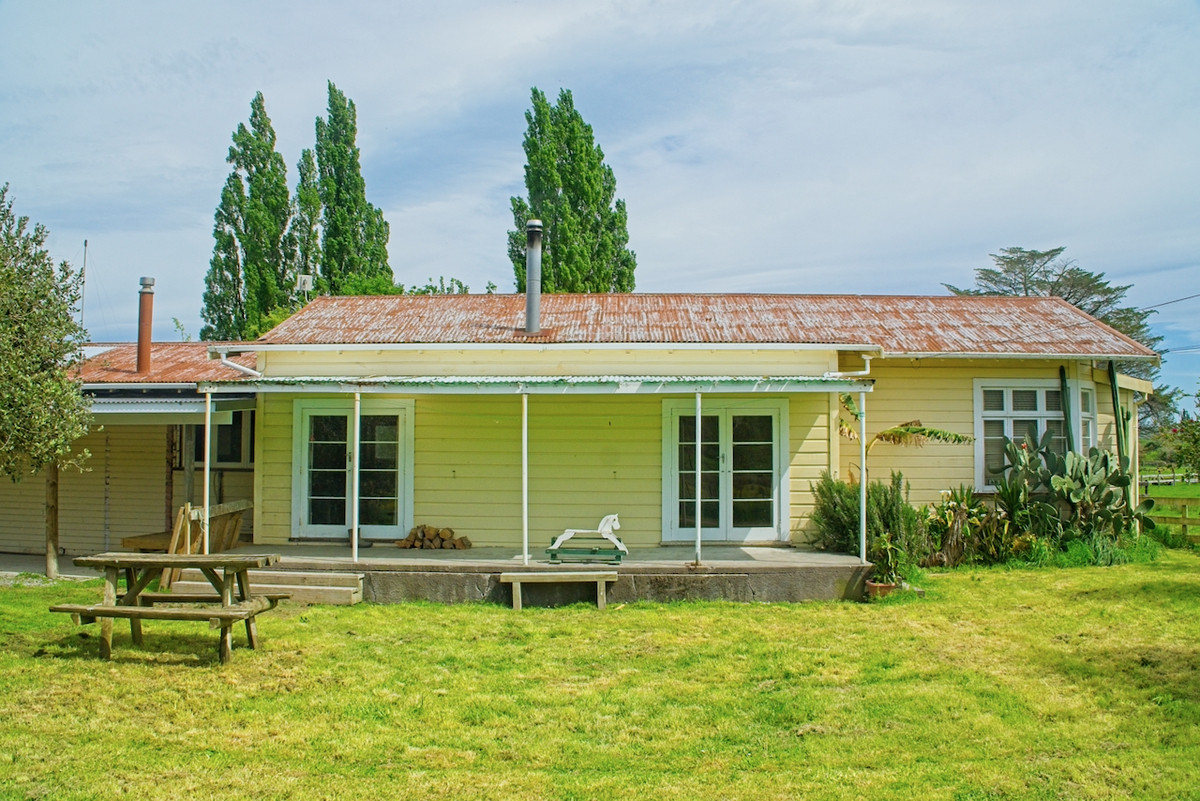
1144, 496, 1199, 544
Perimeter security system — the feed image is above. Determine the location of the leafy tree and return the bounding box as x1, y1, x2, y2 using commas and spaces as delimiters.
201, 92, 295, 339
508, 88, 636, 293
944, 246, 1171, 423
289, 147, 322, 287
0, 185, 91, 577
1175, 395, 1200, 480
316, 81, 392, 294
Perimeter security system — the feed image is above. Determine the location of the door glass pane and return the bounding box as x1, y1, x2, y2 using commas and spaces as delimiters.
309, 498, 345, 526
732, 444, 772, 470
680, 500, 721, 528
308, 415, 347, 528
358, 414, 400, 528
311, 415, 347, 442
732, 415, 772, 442
360, 498, 397, 526
678, 414, 719, 529
732, 501, 772, 526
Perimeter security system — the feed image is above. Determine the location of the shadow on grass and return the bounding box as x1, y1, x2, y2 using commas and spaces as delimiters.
33, 629, 247, 667
1033, 637, 1200, 704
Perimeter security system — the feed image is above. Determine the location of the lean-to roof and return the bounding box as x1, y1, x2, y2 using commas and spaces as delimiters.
78, 342, 256, 385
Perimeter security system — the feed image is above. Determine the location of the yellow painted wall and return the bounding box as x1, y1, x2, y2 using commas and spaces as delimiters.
837, 359, 1140, 507
254, 391, 834, 548
0, 426, 172, 555
788, 393, 835, 541
260, 347, 837, 378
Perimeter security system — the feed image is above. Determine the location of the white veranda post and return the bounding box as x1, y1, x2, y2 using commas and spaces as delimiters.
694, 391, 702, 565
202, 390, 212, 554
522, 392, 530, 566
351, 392, 361, 563
859, 391, 868, 564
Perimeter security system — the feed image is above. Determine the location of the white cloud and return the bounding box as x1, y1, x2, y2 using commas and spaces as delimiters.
1, 0, 1197, 391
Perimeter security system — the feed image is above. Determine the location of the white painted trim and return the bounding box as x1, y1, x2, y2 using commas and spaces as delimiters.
973, 378, 1093, 489
222, 342, 883, 354
291, 398, 414, 540
660, 398, 790, 544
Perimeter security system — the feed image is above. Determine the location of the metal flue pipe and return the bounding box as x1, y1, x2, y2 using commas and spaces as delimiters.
136, 277, 155, 373
525, 220, 543, 334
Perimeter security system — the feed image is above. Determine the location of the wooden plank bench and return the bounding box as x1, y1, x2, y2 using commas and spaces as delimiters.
50, 595, 284, 663
500, 571, 618, 611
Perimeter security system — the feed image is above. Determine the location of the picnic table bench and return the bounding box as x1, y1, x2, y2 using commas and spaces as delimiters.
50, 552, 285, 664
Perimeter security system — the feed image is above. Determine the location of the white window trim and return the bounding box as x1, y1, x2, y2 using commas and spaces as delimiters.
973, 378, 1097, 490
194, 411, 255, 469
660, 397, 790, 543
291, 398, 415, 539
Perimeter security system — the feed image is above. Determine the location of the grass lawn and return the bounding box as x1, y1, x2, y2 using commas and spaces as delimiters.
1142, 482, 1200, 500
3, 551, 1199, 801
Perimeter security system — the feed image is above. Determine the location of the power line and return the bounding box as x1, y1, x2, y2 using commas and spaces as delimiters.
1141, 292, 1200, 312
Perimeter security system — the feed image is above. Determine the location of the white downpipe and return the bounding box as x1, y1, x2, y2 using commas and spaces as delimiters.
859, 391, 868, 564
351, 392, 361, 563
219, 356, 263, 379
522, 392, 529, 566
694, 391, 702, 566
202, 390, 212, 554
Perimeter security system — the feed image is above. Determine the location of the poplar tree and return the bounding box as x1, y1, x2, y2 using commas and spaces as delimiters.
315, 81, 392, 294
0, 185, 91, 577
509, 88, 636, 293
201, 92, 294, 339
289, 147, 322, 284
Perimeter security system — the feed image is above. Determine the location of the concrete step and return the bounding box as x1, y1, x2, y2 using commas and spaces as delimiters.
172, 568, 364, 606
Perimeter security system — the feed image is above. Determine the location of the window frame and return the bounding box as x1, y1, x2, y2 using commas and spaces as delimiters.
191, 410, 255, 470
290, 398, 415, 540
660, 397, 790, 543
973, 378, 1097, 490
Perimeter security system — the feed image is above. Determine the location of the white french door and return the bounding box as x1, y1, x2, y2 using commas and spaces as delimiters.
662, 400, 787, 543
293, 400, 412, 540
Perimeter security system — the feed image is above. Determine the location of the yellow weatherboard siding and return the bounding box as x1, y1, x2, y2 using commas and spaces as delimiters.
788, 393, 833, 541
0, 426, 170, 555
840, 359, 1139, 507
259, 347, 837, 378
255, 392, 831, 548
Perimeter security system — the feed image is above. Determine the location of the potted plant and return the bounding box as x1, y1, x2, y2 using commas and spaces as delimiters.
865, 530, 902, 599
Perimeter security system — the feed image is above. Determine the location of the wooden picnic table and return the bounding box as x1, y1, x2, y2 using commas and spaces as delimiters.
51, 552, 285, 664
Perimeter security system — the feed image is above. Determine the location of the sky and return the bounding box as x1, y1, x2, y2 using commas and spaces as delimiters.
2, 0, 1197, 398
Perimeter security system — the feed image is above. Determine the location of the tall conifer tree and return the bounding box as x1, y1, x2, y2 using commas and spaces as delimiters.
509, 88, 636, 293
201, 92, 294, 339
315, 82, 392, 294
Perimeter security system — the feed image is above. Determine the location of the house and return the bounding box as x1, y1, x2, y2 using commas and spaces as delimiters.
0, 291, 1156, 559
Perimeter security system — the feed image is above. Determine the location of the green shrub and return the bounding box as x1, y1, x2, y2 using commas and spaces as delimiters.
810, 471, 930, 580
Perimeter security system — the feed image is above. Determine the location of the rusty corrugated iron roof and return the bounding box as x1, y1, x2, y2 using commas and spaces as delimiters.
255, 293, 1157, 359
78, 342, 256, 384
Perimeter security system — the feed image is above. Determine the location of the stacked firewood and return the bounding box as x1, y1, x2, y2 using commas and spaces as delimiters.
396, 524, 472, 550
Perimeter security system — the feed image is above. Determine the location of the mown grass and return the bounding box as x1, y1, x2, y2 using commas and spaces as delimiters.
1143, 482, 1200, 546
3, 552, 1200, 801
